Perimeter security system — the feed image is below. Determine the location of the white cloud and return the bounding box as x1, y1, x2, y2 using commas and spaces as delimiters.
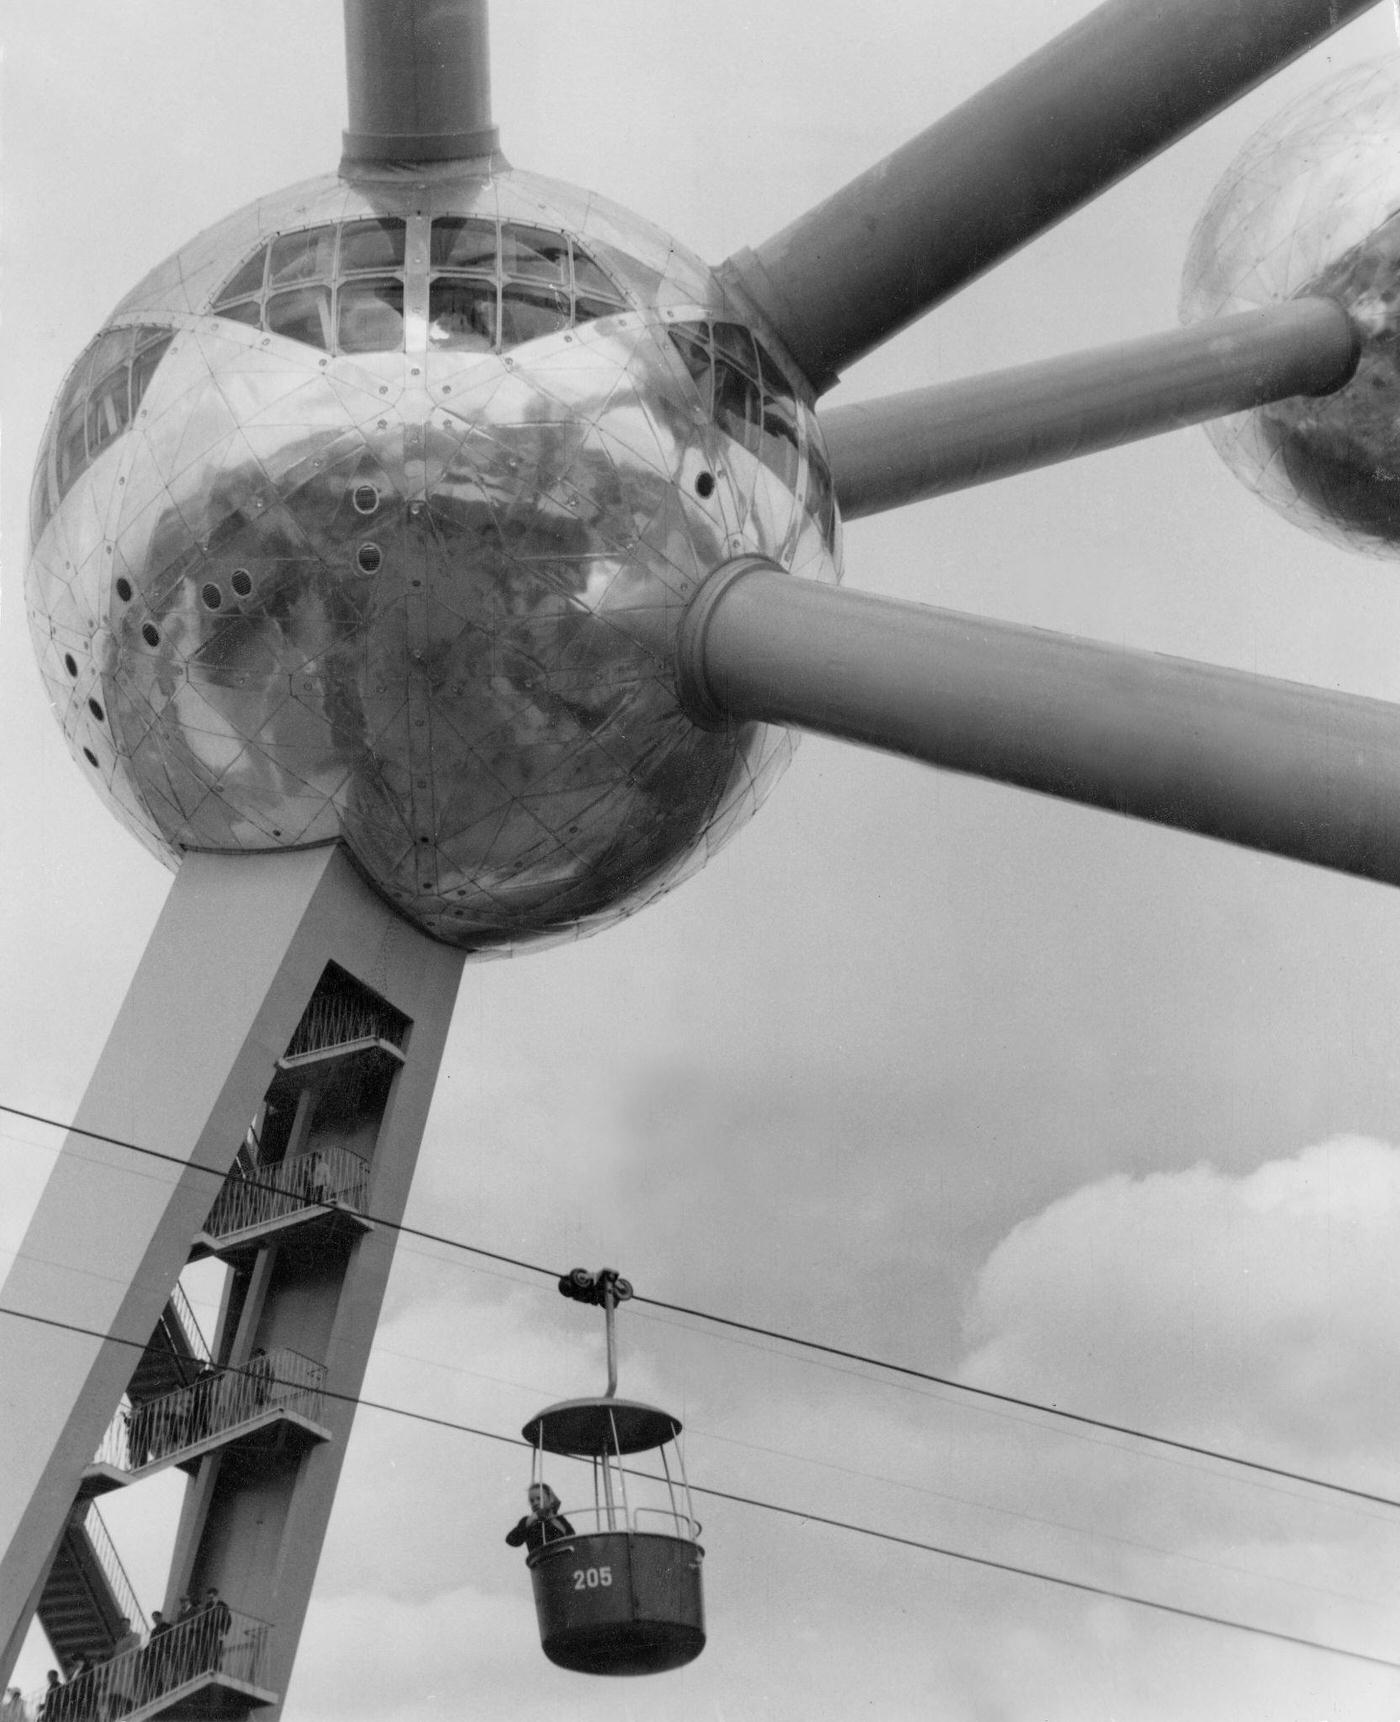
962, 1137, 1400, 1471
299, 1139, 1400, 1722
936, 1139, 1400, 1719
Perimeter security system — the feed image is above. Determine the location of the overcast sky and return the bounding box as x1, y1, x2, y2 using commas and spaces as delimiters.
5, 3, 1400, 1718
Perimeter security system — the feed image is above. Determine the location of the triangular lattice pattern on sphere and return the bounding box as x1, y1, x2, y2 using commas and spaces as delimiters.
25, 166, 840, 954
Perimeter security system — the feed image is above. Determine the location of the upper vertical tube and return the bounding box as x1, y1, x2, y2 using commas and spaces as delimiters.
341, 0, 498, 166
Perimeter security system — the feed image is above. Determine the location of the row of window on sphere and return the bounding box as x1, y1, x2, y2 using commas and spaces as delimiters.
30, 218, 838, 557
209, 215, 630, 357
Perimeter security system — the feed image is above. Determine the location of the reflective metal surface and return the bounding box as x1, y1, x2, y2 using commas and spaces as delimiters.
729, 0, 1376, 388
818, 299, 1357, 518
26, 165, 841, 953
1182, 57, 1400, 555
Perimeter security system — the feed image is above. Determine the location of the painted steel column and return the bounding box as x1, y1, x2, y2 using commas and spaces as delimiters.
0, 846, 465, 1692
2, 845, 342, 1682
165, 885, 463, 1720
821, 299, 1358, 519
721, 0, 1379, 390
341, 0, 498, 164
677, 560, 1400, 886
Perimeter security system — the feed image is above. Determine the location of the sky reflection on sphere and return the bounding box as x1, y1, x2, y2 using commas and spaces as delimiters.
1181, 58, 1400, 556
25, 165, 840, 955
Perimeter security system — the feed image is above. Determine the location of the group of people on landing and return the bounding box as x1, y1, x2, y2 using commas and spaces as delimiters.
24, 1490, 560, 1722
18, 1486, 586, 1721
35, 1588, 232, 1720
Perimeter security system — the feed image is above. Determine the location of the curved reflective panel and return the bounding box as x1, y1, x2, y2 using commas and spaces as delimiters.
26, 165, 841, 955
1182, 58, 1400, 556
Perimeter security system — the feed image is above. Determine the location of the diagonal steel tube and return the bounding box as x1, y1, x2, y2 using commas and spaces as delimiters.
722, 0, 1380, 391
821, 299, 1358, 519
676, 559, 1400, 887
341, 0, 498, 166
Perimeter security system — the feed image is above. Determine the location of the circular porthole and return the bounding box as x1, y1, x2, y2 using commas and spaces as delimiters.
356, 543, 383, 574
352, 483, 380, 515
695, 471, 716, 499
88, 698, 104, 723
63, 653, 79, 678
231, 569, 253, 597
201, 583, 223, 611
141, 623, 161, 648
115, 577, 133, 602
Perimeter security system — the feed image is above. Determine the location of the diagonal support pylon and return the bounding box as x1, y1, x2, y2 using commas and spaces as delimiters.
1, 846, 464, 1704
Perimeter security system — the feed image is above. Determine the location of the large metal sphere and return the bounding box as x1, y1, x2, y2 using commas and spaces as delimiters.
1181, 58, 1400, 556
26, 165, 840, 954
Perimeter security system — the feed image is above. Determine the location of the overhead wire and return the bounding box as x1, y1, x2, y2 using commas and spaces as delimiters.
4, 1218, 1386, 1609
3, 1302, 1397, 1677
3, 1097, 1398, 1514
678, 1422, 1386, 1610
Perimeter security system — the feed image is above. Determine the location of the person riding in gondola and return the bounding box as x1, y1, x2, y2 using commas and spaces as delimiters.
505, 1483, 574, 1554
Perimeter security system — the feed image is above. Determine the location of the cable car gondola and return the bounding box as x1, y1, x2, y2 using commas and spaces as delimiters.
515, 1269, 705, 1676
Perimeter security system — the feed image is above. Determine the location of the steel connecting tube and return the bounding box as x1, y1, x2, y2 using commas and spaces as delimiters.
341, 0, 498, 165
722, 0, 1380, 389
675, 558, 1400, 889
821, 298, 1359, 519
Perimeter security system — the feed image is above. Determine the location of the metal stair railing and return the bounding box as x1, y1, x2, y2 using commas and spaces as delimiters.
201, 1146, 371, 1243
77, 1501, 147, 1634
284, 979, 406, 1059
164, 1280, 210, 1368
23, 1605, 273, 1721
91, 1348, 328, 1476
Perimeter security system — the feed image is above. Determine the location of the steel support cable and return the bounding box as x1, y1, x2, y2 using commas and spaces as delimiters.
2, 1099, 1397, 1513
2, 1303, 1397, 1676
673, 1422, 1381, 1611
0, 1221, 1384, 1606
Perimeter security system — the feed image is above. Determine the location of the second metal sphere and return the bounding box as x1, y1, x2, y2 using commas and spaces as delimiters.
1182, 57, 1400, 557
